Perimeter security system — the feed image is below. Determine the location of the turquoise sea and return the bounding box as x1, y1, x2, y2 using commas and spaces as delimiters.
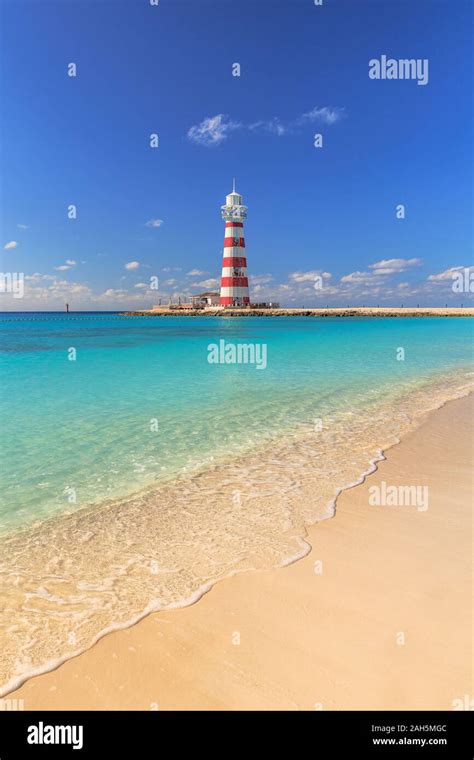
1, 312, 472, 531
0, 313, 472, 694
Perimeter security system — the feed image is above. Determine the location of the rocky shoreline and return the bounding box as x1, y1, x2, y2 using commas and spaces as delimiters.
122, 307, 474, 318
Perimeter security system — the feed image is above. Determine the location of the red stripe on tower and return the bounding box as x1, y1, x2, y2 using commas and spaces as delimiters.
220, 180, 250, 307
224, 237, 245, 248
222, 256, 247, 268
221, 276, 249, 288
221, 296, 251, 305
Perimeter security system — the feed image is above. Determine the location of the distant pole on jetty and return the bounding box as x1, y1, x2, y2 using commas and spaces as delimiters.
220, 181, 250, 307
66, 303, 69, 313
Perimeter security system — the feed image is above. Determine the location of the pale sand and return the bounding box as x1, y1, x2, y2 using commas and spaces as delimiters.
9, 395, 473, 710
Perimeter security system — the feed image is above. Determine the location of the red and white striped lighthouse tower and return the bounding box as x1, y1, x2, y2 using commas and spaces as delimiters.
220, 180, 250, 307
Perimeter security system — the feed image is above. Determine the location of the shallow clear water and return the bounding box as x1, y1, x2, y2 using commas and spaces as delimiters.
1, 313, 472, 530
0, 313, 472, 695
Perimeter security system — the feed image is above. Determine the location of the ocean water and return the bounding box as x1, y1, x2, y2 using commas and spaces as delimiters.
0, 313, 472, 694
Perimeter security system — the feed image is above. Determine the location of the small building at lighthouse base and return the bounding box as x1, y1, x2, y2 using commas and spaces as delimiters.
190, 292, 221, 307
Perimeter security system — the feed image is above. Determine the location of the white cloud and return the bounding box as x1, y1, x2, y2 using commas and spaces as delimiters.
340, 259, 422, 286
340, 271, 375, 285
145, 219, 164, 228
54, 260, 77, 271
249, 118, 287, 136
6, 255, 468, 312
4, 241, 18, 250
251, 274, 274, 285
369, 258, 422, 275
188, 106, 345, 146
125, 261, 140, 270
25, 273, 56, 282
187, 114, 242, 146
194, 278, 220, 289
251, 108, 344, 135
427, 265, 473, 282
0, 273, 188, 311
296, 106, 345, 126
3, 278, 95, 309
17, 224, 29, 230
102, 288, 129, 298
289, 270, 332, 283
186, 268, 207, 276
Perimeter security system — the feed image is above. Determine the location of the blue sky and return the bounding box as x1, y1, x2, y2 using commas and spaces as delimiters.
0, 0, 472, 309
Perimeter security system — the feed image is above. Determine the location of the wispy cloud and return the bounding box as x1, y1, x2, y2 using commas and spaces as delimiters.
248, 117, 288, 136
194, 278, 220, 289
103, 288, 129, 298
125, 261, 140, 270
188, 106, 345, 146
3, 240, 18, 250
17, 224, 29, 230
427, 265, 473, 282
369, 258, 422, 275
54, 259, 77, 271
25, 273, 56, 282
145, 218, 164, 228
289, 270, 332, 283
187, 114, 242, 146
295, 106, 345, 126
340, 258, 422, 285
340, 271, 375, 285
186, 268, 208, 276
251, 273, 274, 285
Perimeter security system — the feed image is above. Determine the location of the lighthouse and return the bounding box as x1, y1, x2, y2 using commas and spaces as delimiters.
220, 180, 250, 307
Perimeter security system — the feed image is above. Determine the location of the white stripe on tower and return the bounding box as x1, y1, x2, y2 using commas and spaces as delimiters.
220, 287, 249, 298
219, 181, 250, 307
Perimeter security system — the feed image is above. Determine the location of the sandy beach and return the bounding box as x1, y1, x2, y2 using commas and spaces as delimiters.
6, 392, 472, 711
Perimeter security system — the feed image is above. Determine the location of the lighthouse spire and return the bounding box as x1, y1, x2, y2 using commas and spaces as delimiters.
232, 177, 236, 193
